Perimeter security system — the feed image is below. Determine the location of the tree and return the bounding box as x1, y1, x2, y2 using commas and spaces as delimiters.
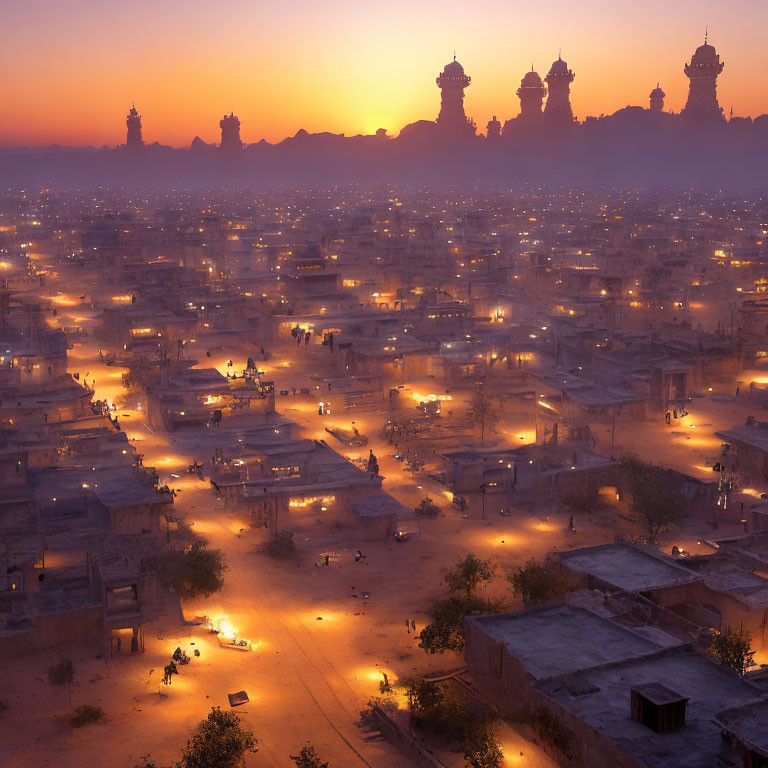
47, 657, 75, 708
619, 455, 685, 543
508, 559, 571, 606
407, 678, 468, 732
441, 552, 495, 597
406, 678, 502, 766
418, 595, 502, 655
709, 624, 754, 677
406, 678, 443, 724
463, 718, 504, 768
155, 537, 227, 599
179, 707, 259, 768
291, 744, 328, 768
470, 386, 499, 445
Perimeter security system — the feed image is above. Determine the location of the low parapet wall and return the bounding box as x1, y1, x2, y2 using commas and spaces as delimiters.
367, 704, 448, 768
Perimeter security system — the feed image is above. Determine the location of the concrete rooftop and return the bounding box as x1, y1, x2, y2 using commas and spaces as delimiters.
560, 542, 701, 592
471, 605, 666, 680
536, 647, 764, 768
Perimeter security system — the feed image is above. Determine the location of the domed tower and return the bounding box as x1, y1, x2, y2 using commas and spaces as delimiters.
544, 55, 575, 127
649, 83, 666, 112
220, 113, 243, 151
486, 116, 501, 140
436, 56, 475, 135
126, 103, 144, 150
682, 34, 725, 124
517, 68, 547, 125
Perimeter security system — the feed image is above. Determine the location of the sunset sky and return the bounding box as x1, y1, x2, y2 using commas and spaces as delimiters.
1, 0, 766, 147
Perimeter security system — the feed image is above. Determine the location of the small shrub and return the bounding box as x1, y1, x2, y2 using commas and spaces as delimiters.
463, 718, 504, 768
291, 744, 329, 768
508, 558, 573, 606
179, 706, 259, 768
70, 704, 105, 728
154, 537, 227, 599
47, 657, 75, 707
709, 624, 754, 676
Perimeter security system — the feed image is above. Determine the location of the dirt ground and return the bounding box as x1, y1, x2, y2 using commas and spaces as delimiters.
2, 312, 764, 767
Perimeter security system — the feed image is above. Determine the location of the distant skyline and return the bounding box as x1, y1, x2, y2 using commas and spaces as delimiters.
1, 0, 767, 147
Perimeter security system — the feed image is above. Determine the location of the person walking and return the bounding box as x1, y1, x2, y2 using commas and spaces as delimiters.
410, 619, 416, 633
405, 618, 411, 634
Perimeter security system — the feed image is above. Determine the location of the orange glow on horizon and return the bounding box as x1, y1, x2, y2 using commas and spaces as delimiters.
1, 2, 765, 147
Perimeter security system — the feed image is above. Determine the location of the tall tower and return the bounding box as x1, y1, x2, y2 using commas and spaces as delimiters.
649, 83, 666, 112
126, 103, 143, 150
544, 55, 575, 127
436, 57, 475, 136
517, 68, 547, 124
682, 34, 725, 124
220, 113, 243, 151
486, 116, 501, 140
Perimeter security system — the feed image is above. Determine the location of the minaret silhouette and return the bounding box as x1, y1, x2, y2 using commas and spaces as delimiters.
682, 32, 725, 124
544, 53, 575, 127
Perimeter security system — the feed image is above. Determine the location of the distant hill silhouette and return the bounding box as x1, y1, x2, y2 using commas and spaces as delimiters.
2, 111, 768, 188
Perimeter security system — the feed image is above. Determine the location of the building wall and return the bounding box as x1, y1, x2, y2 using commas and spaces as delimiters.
464, 616, 646, 768
108, 501, 163, 534
0, 605, 104, 656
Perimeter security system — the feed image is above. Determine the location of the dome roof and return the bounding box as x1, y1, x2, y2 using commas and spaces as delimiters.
548, 56, 570, 76
521, 70, 543, 87
442, 59, 465, 76
692, 43, 718, 63
650, 85, 665, 97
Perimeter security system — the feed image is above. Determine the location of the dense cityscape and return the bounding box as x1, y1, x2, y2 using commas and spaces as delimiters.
3, 2, 768, 767
0, 183, 767, 767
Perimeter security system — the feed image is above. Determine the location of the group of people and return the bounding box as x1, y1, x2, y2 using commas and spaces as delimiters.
664, 405, 689, 425
88, 397, 121, 428
162, 646, 194, 685
384, 419, 426, 443
291, 327, 313, 348
90, 397, 114, 416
